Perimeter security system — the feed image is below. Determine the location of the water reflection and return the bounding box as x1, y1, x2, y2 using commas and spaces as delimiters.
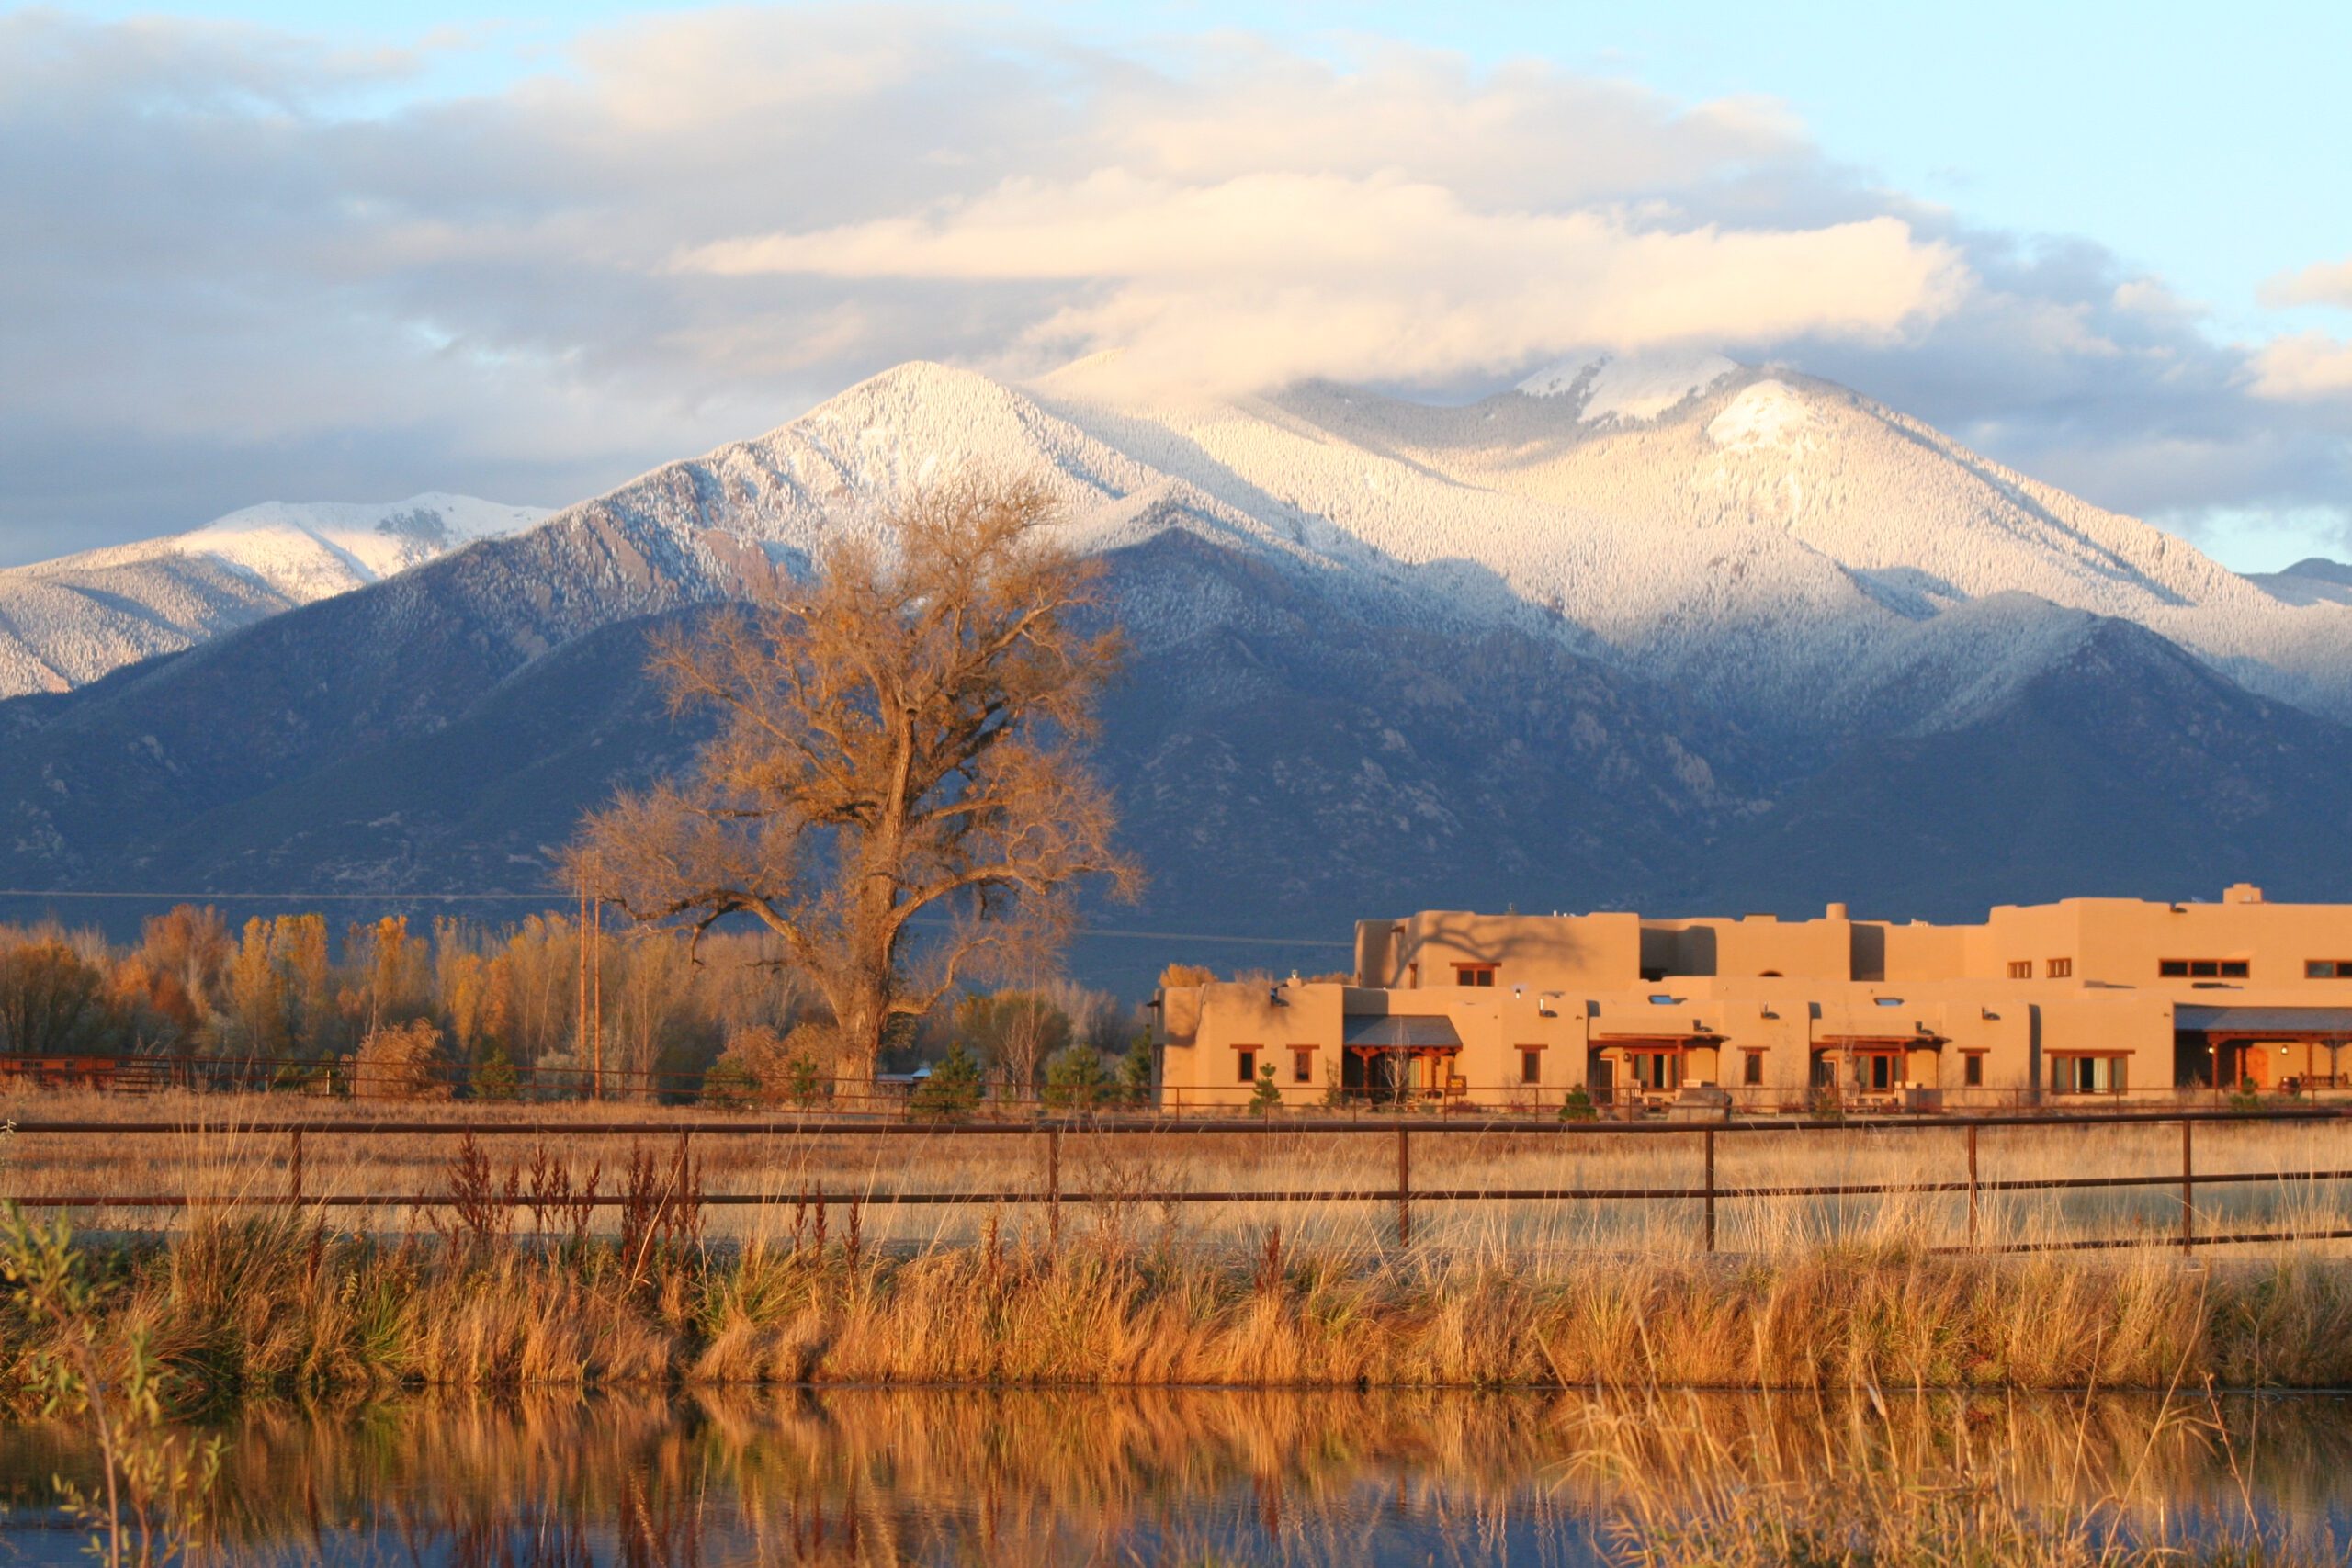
0, 1385, 2346, 1565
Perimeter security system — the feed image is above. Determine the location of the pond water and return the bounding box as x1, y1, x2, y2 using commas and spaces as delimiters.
0, 1385, 2347, 1565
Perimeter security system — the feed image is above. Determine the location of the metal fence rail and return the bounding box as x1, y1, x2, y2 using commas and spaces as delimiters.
5, 1110, 2351, 1259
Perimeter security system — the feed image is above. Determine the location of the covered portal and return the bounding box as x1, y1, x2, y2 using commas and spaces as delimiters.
2175, 1006, 2352, 1090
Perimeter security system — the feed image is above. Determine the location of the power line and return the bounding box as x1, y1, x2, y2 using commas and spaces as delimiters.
0, 889, 1350, 949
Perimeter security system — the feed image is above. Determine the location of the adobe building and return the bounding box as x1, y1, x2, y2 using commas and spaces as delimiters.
1150, 886, 2352, 1111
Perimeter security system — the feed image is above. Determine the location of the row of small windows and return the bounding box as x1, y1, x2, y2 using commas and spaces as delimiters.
2160, 958, 2250, 978
2007, 958, 2074, 979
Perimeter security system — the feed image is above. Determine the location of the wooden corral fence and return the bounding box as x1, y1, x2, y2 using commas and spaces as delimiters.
6, 1109, 2352, 1258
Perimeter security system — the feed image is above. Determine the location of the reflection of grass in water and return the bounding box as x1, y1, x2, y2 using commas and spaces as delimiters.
9, 1385, 2352, 1566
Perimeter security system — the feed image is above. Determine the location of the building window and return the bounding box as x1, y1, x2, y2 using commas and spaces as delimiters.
2308, 960, 2352, 978
2007, 961, 2032, 979
1236, 1048, 1257, 1083
1454, 964, 1497, 987
1962, 1052, 1984, 1087
1518, 1047, 1542, 1085
2051, 1054, 2127, 1094
1291, 1047, 1314, 1084
2161, 959, 2250, 979
2047, 958, 2073, 978
1624, 1051, 1684, 1091
1742, 1050, 1765, 1087
1854, 1050, 1904, 1092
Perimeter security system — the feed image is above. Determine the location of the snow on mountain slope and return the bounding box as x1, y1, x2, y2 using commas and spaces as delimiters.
1030, 353, 2352, 731
1517, 349, 1738, 422
0, 493, 548, 695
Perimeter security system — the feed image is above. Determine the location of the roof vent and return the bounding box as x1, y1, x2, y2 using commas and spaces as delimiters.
2225, 883, 2265, 905
1826, 901, 1849, 919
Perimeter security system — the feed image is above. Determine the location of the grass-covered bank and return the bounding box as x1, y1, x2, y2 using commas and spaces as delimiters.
12, 1206, 2352, 1401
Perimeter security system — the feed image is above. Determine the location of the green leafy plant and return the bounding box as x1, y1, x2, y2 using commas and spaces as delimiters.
1248, 1063, 1283, 1117
1559, 1085, 1596, 1122
0, 1206, 220, 1566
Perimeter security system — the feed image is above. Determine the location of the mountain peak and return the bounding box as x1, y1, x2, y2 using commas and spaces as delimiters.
1515, 348, 1739, 423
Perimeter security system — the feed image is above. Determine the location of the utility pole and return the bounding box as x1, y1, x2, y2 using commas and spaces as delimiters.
575, 884, 589, 1100
591, 897, 605, 1102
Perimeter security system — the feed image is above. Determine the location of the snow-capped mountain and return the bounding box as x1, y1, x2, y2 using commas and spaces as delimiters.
4, 356, 2350, 969
0, 494, 549, 696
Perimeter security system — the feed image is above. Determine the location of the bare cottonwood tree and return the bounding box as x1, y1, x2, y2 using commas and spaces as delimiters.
565, 478, 1139, 1081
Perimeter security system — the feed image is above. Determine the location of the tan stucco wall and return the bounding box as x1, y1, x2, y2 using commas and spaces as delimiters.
1156, 886, 2352, 1109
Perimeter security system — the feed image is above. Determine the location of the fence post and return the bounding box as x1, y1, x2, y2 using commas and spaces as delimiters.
288, 1128, 303, 1209
1046, 1126, 1061, 1250
2180, 1118, 2195, 1256
1965, 1122, 1979, 1251
1396, 1123, 1411, 1247
1702, 1127, 1716, 1254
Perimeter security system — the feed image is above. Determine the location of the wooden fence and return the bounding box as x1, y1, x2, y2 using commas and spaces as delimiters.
7, 1108, 2352, 1258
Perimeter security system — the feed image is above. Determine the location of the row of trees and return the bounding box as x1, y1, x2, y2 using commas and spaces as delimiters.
0, 910, 1144, 1103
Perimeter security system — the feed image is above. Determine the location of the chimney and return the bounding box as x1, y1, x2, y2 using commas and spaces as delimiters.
1826, 901, 1849, 920
2224, 883, 2264, 905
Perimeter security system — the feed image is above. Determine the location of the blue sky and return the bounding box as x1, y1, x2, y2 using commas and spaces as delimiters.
6, 1, 2350, 567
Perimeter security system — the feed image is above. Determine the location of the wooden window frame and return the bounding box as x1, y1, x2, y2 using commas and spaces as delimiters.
2007, 960, 2032, 979
1235, 1046, 1258, 1084
2162, 958, 2251, 979
1453, 963, 1498, 987
2307, 960, 2352, 979
1852, 1047, 1905, 1092
1962, 1051, 1986, 1088
1741, 1048, 1765, 1087
2046, 958, 2073, 978
2049, 1051, 2128, 1095
1291, 1045, 1316, 1085
1517, 1045, 1543, 1086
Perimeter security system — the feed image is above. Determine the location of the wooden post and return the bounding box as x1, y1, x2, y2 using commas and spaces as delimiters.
288, 1128, 304, 1208
1965, 1122, 1980, 1251
2181, 1119, 2196, 1256
1046, 1126, 1061, 1249
1396, 1123, 1412, 1247
1702, 1127, 1716, 1253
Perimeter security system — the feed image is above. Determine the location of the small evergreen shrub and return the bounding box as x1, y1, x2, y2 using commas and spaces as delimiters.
470, 1043, 519, 1102
1042, 1044, 1110, 1110
912, 1041, 984, 1119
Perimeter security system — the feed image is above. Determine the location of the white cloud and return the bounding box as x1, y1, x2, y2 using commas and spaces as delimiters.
2250, 332, 2352, 401
2261, 256, 2352, 310
0, 6, 2342, 563
686, 175, 1963, 392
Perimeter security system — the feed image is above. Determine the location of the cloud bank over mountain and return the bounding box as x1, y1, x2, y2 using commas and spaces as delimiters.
0, 6, 2346, 564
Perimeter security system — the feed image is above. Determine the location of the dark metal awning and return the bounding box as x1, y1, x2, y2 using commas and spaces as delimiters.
1815, 1032, 1946, 1047
2175, 1006, 2352, 1037
1341, 1015, 1464, 1049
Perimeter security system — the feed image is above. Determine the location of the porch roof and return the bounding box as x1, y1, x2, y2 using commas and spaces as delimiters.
1341, 1014, 1464, 1049
2175, 1006, 2352, 1038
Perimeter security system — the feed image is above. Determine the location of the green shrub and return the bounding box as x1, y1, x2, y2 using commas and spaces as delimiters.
912, 1041, 984, 1119
470, 1043, 519, 1102
1559, 1085, 1595, 1122
1042, 1044, 1110, 1110
1248, 1063, 1283, 1117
